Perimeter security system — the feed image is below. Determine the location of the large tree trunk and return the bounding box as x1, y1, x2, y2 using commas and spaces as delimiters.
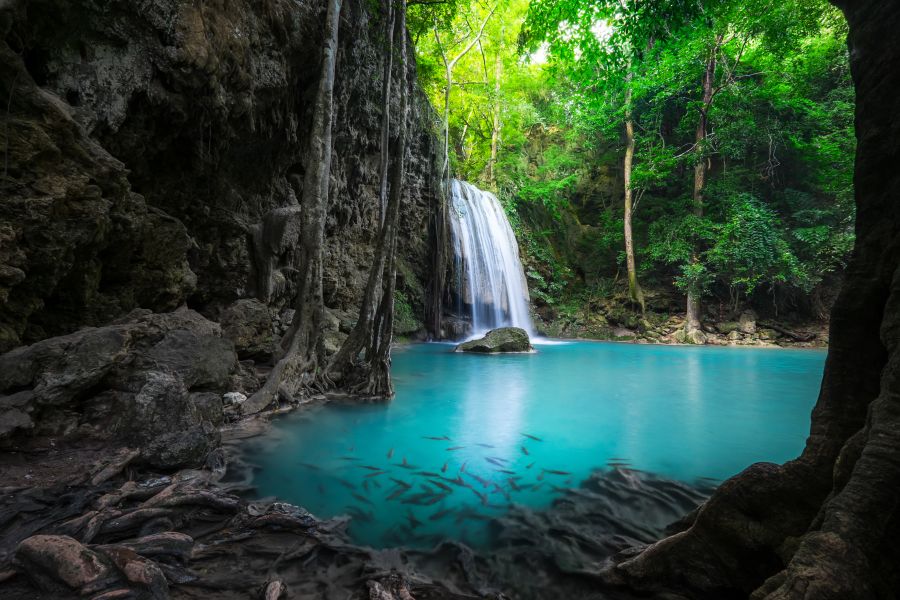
623, 81, 645, 314
360, 0, 409, 399
602, 2, 900, 598
327, 0, 395, 383
684, 35, 720, 335
244, 0, 342, 413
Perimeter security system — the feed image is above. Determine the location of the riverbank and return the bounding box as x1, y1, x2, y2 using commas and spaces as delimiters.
535, 306, 828, 349
1, 404, 711, 600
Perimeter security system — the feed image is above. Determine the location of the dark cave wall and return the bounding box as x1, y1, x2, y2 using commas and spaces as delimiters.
0, 0, 441, 353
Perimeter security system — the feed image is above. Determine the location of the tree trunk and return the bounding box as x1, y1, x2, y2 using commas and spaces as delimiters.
487, 36, 502, 189
244, 0, 342, 413
684, 34, 720, 334
327, 0, 394, 382
360, 0, 409, 399
623, 81, 645, 314
602, 3, 900, 598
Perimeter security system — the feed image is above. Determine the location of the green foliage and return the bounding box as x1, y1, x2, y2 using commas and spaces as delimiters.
414, 0, 855, 316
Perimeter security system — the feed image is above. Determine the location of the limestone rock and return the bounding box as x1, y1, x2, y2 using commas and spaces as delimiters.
219, 299, 275, 360
0, 309, 236, 468
738, 310, 757, 334
455, 327, 534, 353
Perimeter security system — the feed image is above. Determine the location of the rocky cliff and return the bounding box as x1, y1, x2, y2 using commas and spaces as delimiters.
0, 0, 441, 356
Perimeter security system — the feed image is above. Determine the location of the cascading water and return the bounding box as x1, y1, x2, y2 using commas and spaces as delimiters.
448, 179, 534, 338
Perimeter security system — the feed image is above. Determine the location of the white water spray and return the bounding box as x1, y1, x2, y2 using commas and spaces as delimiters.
448, 180, 535, 338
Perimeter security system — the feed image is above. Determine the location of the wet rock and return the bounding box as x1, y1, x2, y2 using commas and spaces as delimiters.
223, 391, 248, 406
455, 327, 534, 353
738, 310, 757, 334
220, 299, 275, 360
0, 309, 235, 468
716, 321, 740, 334
15, 535, 115, 593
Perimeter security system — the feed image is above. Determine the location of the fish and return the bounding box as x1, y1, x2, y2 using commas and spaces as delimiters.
521, 446, 530, 456
532, 482, 545, 491
402, 493, 437, 505
419, 483, 436, 494
508, 478, 521, 492
297, 462, 321, 471
359, 465, 383, 471
352, 493, 374, 506
454, 509, 490, 523
423, 493, 447, 506
386, 488, 408, 501
343, 506, 374, 522
521, 433, 543, 442
476, 443, 496, 448
441, 461, 449, 473
397, 457, 419, 470
550, 485, 567, 493
484, 457, 506, 467
422, 435, 451, 441
415, 471, 441, 478
362, 480, 370, 493
466, 472, 490, 488
525, 462, 535, 470
339, 456, 361, 462
543, 469, 571, 476
317, 483, 326, 495
429, 508, 454, 521
371, 479, 382, 489
537, 471, 544, 481
564, 479, 573, 486
389, 478, 411, 489
406, 510, 423, 529
445, 475, 470, 488
429, 479, 453, 493
470, 488, 488, 505
386, 488, 409, 500
364, 470, 387, 478
387, 448, 395, 459
337, 479, 357, 490
460, 461, 468, 473
446, 446, 465, 451
494, 468, 516, 475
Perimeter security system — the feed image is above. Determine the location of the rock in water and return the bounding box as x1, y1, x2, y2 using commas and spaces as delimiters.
455, 327, 534, 354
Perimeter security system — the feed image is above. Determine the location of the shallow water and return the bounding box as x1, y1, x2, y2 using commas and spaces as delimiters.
244, 341, 825, 548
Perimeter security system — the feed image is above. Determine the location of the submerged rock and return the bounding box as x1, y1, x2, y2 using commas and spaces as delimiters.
455, 327, 534, 353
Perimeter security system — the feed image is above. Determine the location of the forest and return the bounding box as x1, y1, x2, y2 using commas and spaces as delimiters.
413, 0, 854, 343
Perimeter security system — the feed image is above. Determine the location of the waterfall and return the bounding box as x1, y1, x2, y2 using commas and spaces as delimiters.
448, 179, 534, 338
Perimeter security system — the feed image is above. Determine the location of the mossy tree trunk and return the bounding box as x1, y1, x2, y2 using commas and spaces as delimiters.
331, 0, 409, 398
685, 34, 721, 334
245, 0, 342, 411
623, 78, 645, 315
327, 0, 395, 383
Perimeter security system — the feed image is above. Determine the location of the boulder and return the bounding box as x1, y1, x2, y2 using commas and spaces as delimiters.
455, 327, 534, 354
715, 321, 740, 334
15, 535, 115, 594
738, 310, 757, 334
219, 299, 275, 359
0, 308, 237, 468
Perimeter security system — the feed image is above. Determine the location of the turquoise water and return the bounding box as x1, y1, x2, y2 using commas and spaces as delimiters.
244, 341, 825, 548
